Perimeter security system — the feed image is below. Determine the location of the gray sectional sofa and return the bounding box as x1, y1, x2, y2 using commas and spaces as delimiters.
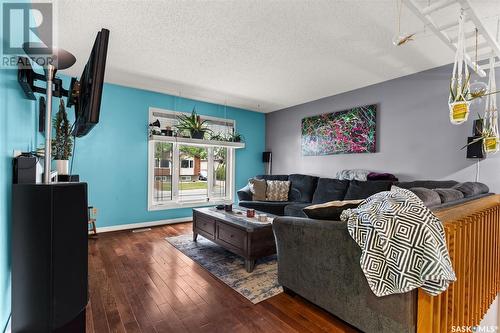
238, 174, 492, 333
237, 174, 490, 217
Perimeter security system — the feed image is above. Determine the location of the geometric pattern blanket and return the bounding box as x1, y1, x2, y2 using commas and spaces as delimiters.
341, 186, 456, 297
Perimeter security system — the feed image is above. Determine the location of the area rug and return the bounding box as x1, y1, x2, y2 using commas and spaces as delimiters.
165, 234, 282, 303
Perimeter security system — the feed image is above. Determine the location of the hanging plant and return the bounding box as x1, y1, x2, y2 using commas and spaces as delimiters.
392, 0, 415, 46
461, 115, 499, 153
449, 11, 471, 125
175, 107, 212, 139
483, 57, 499, 154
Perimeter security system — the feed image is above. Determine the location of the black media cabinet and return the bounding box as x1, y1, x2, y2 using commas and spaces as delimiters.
12, 182, 88, 333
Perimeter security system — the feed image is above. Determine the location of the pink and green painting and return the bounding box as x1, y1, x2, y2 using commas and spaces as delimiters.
301, 105, 377, 156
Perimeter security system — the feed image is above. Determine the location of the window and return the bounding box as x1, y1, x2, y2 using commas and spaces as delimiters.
148, 108, 239, 210
152, 142, 173, 203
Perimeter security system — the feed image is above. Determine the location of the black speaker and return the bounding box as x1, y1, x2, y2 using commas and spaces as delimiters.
466, 136, 485, 159
12, 183, 89, 333
57, 174, 80, 182
262, 152, 272, 163
13, 154, 38, 184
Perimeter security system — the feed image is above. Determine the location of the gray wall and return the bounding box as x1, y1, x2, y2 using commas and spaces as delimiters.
266, 64, 500, 193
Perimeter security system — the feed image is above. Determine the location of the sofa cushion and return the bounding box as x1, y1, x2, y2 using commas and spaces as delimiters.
396, 180, 459, 189
288, 174, 319, 202
433, 188, 464, 203
312, 178, 350, 204
430, 193, 493, 211
248, 178, 267, 201
344, 180, 393, 200
303, 200, 363, 220
284, 203, 311, 218
452, 182, 489, 197
266, 180, 290, 201
409, 187, 441, 207
239, 201, 292, 216
237, 185, 252, 201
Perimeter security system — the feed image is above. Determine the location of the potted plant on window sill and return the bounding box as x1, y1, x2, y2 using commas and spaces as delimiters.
52, 99, 73, 175
176, 108, 211, 139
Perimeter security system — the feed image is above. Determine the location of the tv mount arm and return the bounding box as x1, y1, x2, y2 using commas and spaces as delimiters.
17, 56, 79, 105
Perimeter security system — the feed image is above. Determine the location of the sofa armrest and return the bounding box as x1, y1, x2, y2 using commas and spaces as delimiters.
237, 184, 253, 201
272, 217, 417, 333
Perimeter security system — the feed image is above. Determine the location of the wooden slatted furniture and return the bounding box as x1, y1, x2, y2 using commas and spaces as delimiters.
88, 206, 97, 236
417, 194, 500, 333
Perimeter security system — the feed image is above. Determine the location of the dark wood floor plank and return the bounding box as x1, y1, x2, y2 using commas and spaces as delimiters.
98, 241, 141, 330
88, 243, 111, 333
87, 222, 358, 333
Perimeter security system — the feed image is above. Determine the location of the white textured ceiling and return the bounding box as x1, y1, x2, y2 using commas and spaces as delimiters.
53, 0, 500, 112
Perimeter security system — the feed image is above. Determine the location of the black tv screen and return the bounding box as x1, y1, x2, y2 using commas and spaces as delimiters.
72, 28, 109, 137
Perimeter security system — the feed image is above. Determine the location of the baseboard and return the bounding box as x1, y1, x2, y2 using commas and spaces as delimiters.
96, 216, 192, 233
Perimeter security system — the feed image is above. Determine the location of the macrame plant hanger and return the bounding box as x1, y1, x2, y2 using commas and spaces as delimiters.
483, 20, 500, 154
449, 9, 470, 125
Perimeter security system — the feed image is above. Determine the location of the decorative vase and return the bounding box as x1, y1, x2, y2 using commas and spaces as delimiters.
191, 130, 205, 139
484, 137, 498, 153
55, 160, 69, 175
449, 101, 470, 125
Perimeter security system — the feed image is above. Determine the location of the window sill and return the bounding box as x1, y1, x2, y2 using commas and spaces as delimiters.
149, 135, 245, 149
148, 199, 230, 211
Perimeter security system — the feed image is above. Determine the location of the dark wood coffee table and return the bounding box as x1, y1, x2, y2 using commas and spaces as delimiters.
192, 207, 276, 272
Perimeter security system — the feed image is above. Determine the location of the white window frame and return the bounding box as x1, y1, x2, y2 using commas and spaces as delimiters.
147, 108, 240, 211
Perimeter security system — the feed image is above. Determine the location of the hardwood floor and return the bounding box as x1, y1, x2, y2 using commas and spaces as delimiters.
86, 222, 359, 333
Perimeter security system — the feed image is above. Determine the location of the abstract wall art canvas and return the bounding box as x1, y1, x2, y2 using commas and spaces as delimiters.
301, 104, 377, 156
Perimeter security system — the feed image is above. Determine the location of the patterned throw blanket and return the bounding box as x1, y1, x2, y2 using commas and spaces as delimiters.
341, 187, 456, 297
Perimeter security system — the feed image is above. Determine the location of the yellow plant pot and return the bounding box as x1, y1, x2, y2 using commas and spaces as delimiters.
484, 137, 499, 153
448, 101, 470, 125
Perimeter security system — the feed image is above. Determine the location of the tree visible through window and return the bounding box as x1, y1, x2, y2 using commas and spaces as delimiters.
149, 142, 233, 209
148, 108, 236, 210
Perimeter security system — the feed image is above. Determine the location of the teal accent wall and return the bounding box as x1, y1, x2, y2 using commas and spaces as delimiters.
1, 0, 39, 330
0, 71, 265, 329
1, 10, 264, 328
62, 79, 265, 228
0, 68, 38, 333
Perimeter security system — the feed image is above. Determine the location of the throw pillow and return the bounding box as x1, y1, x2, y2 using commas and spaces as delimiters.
367, 172, 399, 181
433, 188, 464, 203
248, 178, 267, 201
452, 182, 489, 197
311, 178, 350, 204
303, 200, 363, 220
288, 174, 319, 202
266, 180, 290, 201
344, 180, 394, 200
336, 169, 371, 181
409, 187, 441, 207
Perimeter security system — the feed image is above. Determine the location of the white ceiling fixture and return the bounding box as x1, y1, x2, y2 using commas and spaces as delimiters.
402, 0, 500, 76
55, 0, 500, 113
